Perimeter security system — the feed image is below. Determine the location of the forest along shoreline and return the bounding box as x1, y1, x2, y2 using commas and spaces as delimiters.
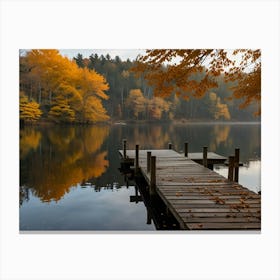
20, 50, 260, 128
20, 119, 261, 127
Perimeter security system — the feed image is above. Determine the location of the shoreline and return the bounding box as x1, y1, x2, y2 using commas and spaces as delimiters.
21, 119, 261, 127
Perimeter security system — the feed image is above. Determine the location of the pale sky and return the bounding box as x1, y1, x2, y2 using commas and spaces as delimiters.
59, 49, 145, 61
25, 49, 250, 71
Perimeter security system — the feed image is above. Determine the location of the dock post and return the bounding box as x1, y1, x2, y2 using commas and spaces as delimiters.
184, 142, 188, 157
147, 151, 151, 173
135, 144, 139, 172
123, 139, 127, 159
228, 156, 234, 181
150, 156, 156, 195
146, 210, 152, 225
234, 148, 240, 182
168, 143, 172, 150
203, 146, 208, 167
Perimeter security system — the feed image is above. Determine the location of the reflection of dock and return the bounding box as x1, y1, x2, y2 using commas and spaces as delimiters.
119, 144, 261, 230
129, 183, 180, 230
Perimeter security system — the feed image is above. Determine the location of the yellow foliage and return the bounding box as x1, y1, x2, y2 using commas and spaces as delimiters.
47, 128, 76, 149
82, 96, 110, 123
126, 89, 147, 119
215, 102, 231, 120
84, 151, 109, 178
29, 148, 109, 202
21, 126, 109, 202
20, 92, 42, 122
148, 97, 170, 120
214, 125, 230, 146
77, 67, 109, 101
121, 70, 130, 78
23, 49, 110, 123
48, 100, 76, 123
208, 92, 231, 120
20, 129, 42, 158
209, 92, 217, 101
83, 126, 110, 154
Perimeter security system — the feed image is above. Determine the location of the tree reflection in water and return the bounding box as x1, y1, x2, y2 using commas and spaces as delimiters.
20, 125, 109, 202
20, 123, 260, 230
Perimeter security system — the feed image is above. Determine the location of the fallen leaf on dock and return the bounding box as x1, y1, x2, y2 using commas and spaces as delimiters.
176, 192, 183, 196
211, 196, 226, 205
208, 179, 223, 183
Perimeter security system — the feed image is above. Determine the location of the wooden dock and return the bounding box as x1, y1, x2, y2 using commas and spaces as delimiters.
119, 148, 261, 230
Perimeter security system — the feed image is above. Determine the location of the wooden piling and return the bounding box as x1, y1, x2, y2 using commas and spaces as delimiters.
118, 148, 261, 230
150, 156, 156, 195
168, 143, 172, 150
147, 151, 151, 173
123, 139, 127, 159
135, 186, 139, 203
203, 146, 208, 167
135, 144, 139, 172
184, 142, 188, 157
234, 148, 240, 182
228, 156, 235, 181
146, 211, 152, 225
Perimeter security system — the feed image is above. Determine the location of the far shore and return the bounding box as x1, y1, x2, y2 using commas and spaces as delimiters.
20, 118, 261, 127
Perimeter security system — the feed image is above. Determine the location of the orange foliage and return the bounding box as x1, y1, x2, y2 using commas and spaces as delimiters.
20, 92, 42, 122
147, 97, 170, 120
132, 49, 261, 115
83, 126, 110, 154
22, 49, 110, 123
20, 126, 109, 202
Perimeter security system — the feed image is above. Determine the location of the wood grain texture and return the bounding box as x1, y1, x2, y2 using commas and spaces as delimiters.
119, 149, 261, 230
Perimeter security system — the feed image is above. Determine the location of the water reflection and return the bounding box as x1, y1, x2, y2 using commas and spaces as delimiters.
210, 125, 231, 150
215, 160, 261, 193
20, 123, 261, 230
120, 123, 261, 162
20, 125, 109, 202
20, 128, 42, 158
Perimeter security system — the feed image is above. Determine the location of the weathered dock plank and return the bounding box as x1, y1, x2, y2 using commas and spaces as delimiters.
119, 149, 261, 230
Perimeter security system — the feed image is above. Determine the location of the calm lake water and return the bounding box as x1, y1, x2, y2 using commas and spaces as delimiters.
20, 122, 261, 231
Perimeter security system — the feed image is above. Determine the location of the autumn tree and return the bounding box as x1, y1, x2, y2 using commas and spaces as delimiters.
125, 89, 147, 120
132, 49, 261, 115
208, 92, 231, 120
76, 67, 110, 123
147, 97, 171, 120
48, 99, 76, 123
20, 92, 42, 123
20, 49, 110, 123
21, 50, 258, 122
72, 51, 256, 121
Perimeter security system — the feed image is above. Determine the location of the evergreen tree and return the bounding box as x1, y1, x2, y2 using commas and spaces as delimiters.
73, 53, 85, 68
